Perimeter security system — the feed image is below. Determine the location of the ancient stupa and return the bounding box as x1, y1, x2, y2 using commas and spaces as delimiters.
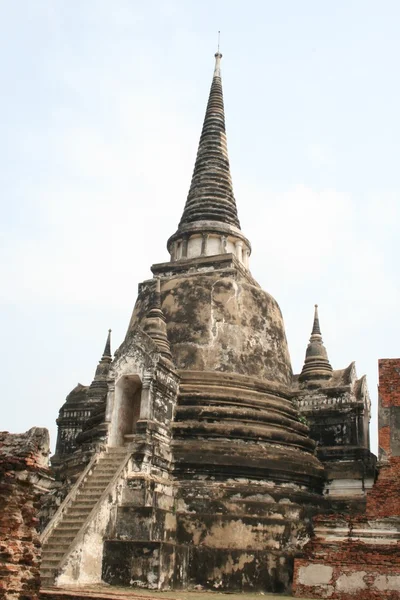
41, 51, 374, 594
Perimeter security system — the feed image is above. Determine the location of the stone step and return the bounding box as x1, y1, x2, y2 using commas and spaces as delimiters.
71, 499, 96, 506
52, 521, 82, 529
82, 478, 111, 485
80, 485, 110, 492
50, 531, 80, 541
42, 548, 66, 556
85, 466, 118, 476
67, 504, 93, 511
79, 485, 105, 492
51, 521, 82, 531
57, 518, 87, 526
42, 542, 68, 550
42, 553, 66, 562
42, 557, 67, 564
41, 568, 56, 577
42, 540, 70, 549
76, 490, 104, 498
48, 538, 76, 547
65, 509, 92, 518
42, 557, 62, 566
75, 491, 104, 499
55, 527, 85, 535
79, 484, 109, 492
90, 467, 120, 474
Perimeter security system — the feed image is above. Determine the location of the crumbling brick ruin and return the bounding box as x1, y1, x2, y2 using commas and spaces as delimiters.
0, 428, 51, 600
293, 359, 400, 599
3, 51, 399, 598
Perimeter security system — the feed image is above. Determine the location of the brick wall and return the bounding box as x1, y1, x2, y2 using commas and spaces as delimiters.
0, 428, 50, 600
378, 359, 400, 408
366, 359, 400, 518
293, 517, 400, 599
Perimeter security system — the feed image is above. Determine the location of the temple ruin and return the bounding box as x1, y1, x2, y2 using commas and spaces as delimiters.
1, 51, 398, 600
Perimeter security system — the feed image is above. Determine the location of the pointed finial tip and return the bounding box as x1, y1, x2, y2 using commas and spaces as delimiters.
215, 30, 222, 59
108, 328, 111, 333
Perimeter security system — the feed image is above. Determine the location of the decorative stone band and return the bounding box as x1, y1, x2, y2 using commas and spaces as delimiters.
167, 219, 251, 269
298, 394, 366, 409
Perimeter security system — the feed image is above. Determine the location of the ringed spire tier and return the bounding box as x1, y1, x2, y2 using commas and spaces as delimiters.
167, 52, 251, 269
299, 305, 333, 382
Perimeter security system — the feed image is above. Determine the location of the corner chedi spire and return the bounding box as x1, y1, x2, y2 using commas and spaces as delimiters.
143, 278, 172, 362
299, 305, 333, 382
88, 329, 113, 400
52, 328, 113, 466
102, 328, 112, 360
167, 50, 251, 269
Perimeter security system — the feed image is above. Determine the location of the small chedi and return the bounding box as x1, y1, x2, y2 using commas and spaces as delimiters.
35, 52, 399, 598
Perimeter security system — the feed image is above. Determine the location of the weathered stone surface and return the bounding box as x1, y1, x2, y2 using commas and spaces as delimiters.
129, 257, 293, 386
294, 358, 376, 505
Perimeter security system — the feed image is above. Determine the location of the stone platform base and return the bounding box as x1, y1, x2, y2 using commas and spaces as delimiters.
40, 585, 317, 600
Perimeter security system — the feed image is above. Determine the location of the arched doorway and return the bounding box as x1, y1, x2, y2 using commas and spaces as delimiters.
109, 375, 142, 447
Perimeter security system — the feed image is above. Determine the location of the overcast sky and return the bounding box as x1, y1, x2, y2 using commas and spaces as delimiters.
1, 1, 399, 454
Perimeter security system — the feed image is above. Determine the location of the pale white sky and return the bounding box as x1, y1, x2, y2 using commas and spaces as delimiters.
2, 1, 400, 453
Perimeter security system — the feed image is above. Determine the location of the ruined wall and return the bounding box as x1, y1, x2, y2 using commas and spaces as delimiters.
367, 359, 400, 517
293, 358, 400, 599
0, 428, 50, 600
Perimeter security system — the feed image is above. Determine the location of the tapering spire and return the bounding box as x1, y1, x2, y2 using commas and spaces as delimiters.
311, 305, 321, 335
299, 305, 333, 382
102, 329, 112, 360
143, 279, 173, 362
89, 328, 113, 400
166, 52, 251, 269
178, 51, 240, 229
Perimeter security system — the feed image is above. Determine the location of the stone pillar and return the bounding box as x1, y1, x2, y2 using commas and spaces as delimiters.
182, 236, 189, 258
244, 249, 250, 268
220, 235, 227, 253
140, 373, 153, 420
171, 241, 177, 262
201, 233, 209, 256
235, 240, 243, 263
105, 380, 115, 424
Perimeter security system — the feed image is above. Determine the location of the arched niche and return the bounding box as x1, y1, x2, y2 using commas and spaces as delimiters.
109, 374, 142, 447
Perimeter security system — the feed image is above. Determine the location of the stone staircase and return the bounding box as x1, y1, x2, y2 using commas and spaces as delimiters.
41, 447, 127, 587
